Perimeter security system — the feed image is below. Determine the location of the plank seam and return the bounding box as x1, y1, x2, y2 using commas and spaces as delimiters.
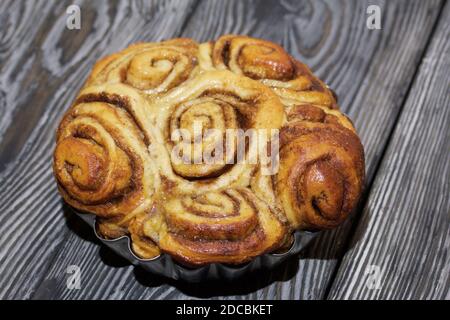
177, 0, 202, 40
323, 0, 448, 300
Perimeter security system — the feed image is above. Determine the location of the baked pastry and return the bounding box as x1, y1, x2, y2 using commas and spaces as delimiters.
53, 35, 365, 266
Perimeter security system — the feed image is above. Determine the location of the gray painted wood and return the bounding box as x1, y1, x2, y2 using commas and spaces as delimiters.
328, 1, 450, 300
0, 0, 447, 300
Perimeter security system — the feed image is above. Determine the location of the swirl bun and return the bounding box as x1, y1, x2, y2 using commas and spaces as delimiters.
143, 188, 288, 265
86, 39, 199, 95
145, 70, 284, 196
53, 35, 365, 265
199, 35, 336, 109
276, 104, 365, 229
53, 84, 160, 254
54, 84, 156, 215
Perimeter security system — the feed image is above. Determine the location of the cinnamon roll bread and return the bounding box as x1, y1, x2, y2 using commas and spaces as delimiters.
53, 35, 365, 266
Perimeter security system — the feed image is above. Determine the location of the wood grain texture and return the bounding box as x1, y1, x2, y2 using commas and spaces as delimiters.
0, 0, 447, 300
328, 1, 450, 300
0, 0, 198, 299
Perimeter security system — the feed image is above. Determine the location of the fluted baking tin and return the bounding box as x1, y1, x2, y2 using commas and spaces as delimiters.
74, 209, 318, 282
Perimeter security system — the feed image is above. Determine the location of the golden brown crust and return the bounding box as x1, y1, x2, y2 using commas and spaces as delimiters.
144, 188, 288, 266
198, 34, 337, 109
87, 38, 199, 94
276, 117, 365, 229
53, 35, 365, 265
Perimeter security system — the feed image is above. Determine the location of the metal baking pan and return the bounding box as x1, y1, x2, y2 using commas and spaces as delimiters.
73, 209, 318, 282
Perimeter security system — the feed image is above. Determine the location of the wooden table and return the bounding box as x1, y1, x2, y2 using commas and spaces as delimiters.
0, 0, 448, 300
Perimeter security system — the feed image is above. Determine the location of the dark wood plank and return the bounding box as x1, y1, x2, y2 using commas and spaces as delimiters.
29, 0, 444, 299
327, 1, 450, 300
0, 0, 198, 299
0, 0, 56, 160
